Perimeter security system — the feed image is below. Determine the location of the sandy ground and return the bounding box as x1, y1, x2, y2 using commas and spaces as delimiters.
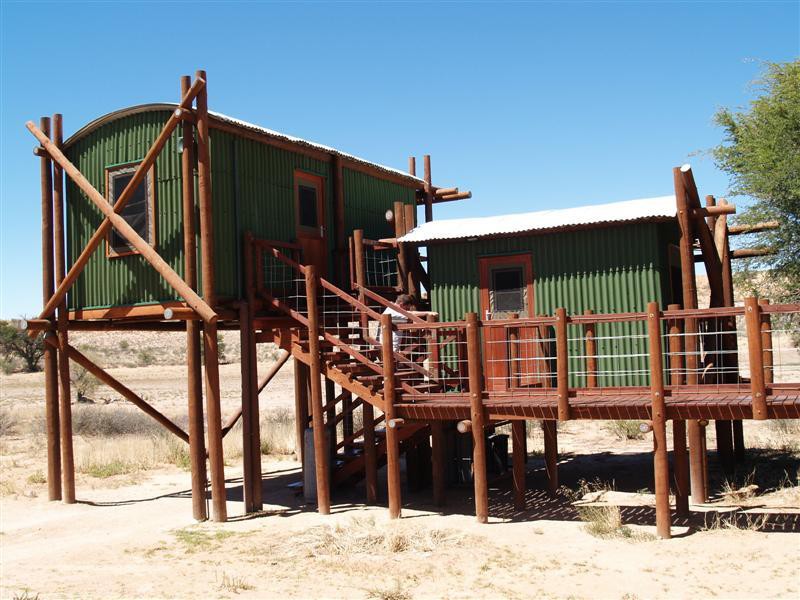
1, 329, 800, 599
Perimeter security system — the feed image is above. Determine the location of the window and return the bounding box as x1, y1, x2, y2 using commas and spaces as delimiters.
491, 267, 525, 312
298, 183, 319, 228
106, 163, 156, 257
294, 171, 324, 239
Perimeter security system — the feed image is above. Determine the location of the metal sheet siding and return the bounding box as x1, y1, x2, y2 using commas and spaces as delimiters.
342, 168, 416, 241
428, 222, 670, 385
65, 110, 185, 310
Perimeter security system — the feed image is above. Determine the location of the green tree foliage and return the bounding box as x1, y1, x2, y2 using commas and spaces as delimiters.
0, 320, 45, 373
712, 60, 800, 303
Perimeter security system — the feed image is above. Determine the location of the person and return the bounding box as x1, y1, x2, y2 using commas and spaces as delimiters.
376, 294, 416, 352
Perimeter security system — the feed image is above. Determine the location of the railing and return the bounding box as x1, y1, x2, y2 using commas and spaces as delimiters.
349, 230, 401, 293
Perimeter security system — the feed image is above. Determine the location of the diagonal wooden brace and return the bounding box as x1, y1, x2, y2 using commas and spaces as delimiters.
30, 77, 207, 326
27, 120, 216, 324
45, 335, 190, 442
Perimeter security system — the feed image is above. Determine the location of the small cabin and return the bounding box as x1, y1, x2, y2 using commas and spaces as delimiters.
399, 196, 683, 386
62, 104, 424, 315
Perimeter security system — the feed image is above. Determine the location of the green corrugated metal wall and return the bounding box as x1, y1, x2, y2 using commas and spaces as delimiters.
427, 221, 680, 385
64, 111, 415, 309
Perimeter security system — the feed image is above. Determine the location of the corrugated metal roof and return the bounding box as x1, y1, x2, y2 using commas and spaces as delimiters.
63, 103, 423, 184
398, 195, 677, 243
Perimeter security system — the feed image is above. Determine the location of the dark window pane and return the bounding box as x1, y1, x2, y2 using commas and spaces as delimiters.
492, 267, 524, 312
109, 168, 151, 253
298, 184, 318, 228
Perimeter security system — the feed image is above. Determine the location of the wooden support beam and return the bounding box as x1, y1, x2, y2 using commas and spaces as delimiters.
457, 419, 472, 433
307, 267, 331, 514
430, 420, 446, 507
555, 307, 570, 421
744, 297, 768, 420
408, 156, 416, 177
363, 401, 378, 504
692, 204, 736, 218
668, 304, 690, 517
52, 114, 76, 504
728, 221, 779, 235
543, 420, 558, 495
39, 116, 61, 502
423, 155, 433, 223
203, 321, 226, 521
466, 312, 488, 523
381, 313, 402, 519
434, 187, 458, 197
437, 191, 472, 202
647, 302, 671, 539
239, 302, 262, 512
731, 247, 776, 259
294, 359, 310, 462
29, 77, 207, 324
181, 73, 207, 522
512, 420, 526, 510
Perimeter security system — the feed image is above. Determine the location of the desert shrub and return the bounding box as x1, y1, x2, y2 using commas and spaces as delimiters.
26, 470, 46, 484
71, 405, 164, 437
118, 339, 130, 351
606, 420, 645, 440
0, 319, 44, 373
137, 348, 156, 367
260, 408, 296, 455
0, 408, 18, 437
70, 363, 100, 403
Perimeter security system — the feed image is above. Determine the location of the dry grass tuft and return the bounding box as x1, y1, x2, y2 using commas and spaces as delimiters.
217, 572, 254, 594
0, 407, 19, 437
573, 479, 654, 541
259, 408, 296, 456
605, 420, 644, 441
71, 404, 173, 437
702, 511, 770, 532
289, 516, 467, 558
366, 580, 413, 600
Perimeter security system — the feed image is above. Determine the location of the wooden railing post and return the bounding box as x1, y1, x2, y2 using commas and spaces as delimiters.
39, 116, 61, 502
583, 309, 597, 388
759, 299, 774, 386
182, 76, 207, 521
306, 266, 331, 514
744, 297, 768, 420
668, 304, 689, 517
53, 114, 75, 504
555, 307, 570, 421
466, 312, 489, 523
647, 302, 671, 539
381, 313, 402, 518
353, 229, 368, 330
393, 201, 409, 294
363, 401, 378, 504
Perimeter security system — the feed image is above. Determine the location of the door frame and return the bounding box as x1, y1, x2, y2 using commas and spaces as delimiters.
294, 169, 327, 275
478, 253, 535, 321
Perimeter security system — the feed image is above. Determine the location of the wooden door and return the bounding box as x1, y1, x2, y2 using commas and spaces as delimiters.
295, 170, 327, 276
478, 254, 539, 392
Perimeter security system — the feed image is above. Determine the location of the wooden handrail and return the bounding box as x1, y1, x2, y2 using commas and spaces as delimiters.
355, 283, 426, 323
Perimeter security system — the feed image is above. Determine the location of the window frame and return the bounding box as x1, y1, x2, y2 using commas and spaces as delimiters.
104, 161, 157, 259
478, 253, 535, 319
294, 169, 325, 240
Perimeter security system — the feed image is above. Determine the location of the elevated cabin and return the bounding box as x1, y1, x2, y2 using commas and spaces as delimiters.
62, 104, 423, 315
399, 197, 683, 386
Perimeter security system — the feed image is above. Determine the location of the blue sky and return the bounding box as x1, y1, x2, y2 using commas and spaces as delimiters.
1, 1, 797, 317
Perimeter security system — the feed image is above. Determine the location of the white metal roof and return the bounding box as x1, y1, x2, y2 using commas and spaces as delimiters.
398, 195, 677, 243
63, 103, 423, 184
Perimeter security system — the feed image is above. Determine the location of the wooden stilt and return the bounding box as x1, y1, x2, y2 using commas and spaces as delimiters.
688, 421, 707, 504
239, 302, 261, 512
196, 70, 226, 522
647, 302, 671, 539
423, 155, 433, 223
732, 421, 746, 462
555, 308, 570, 421
39, 116, 61, 502
381, 313, 402, 519
466, 312, 488, 523
363, 401, 377, 503
52, 114, 75, 504
307, 266, 331, 514
342, 391, 354, 455
294, 359, 310, 462
543, 420, 558, 494
181, 75, 207, 521
431, 420, 446, 507
325, 378, 337, 459
512, 420, 526, 510
715, 420, 735, 474
668, 304, 689, 516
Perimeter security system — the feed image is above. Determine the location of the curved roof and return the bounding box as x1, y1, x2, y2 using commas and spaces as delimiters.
398, 195, 677, 243
64, 103, 424, 184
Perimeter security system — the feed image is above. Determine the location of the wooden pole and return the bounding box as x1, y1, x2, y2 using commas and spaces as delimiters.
583, 309, 597, 388
744, 297, 768, 420
509, 313, 519, 389
555, 307, 570, 421
408, 156, 416, 177
423, 155, 433, 223
325, 378, 337, 459
543, 420, 558, 494
512, 420, 526, 510
363, 401, 378, 503
294, 359, 310, 462
403, 202, 419, 298
194, 71, 226, 521
28, 78, 207, 323
381, 313, 402, 519
674, 167, 706, 503
181, 75, 207, 521
239, 301, 262, 512
307, 266, 331, 514
393, 201, 409, 293
52, 114, 75, 504
430, 420, 446, 507
466, 312, 488, 523
647, 302, 671, 539
39, 116, 61, 502
668, 304, 689, 516
332, 155, 347, 286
